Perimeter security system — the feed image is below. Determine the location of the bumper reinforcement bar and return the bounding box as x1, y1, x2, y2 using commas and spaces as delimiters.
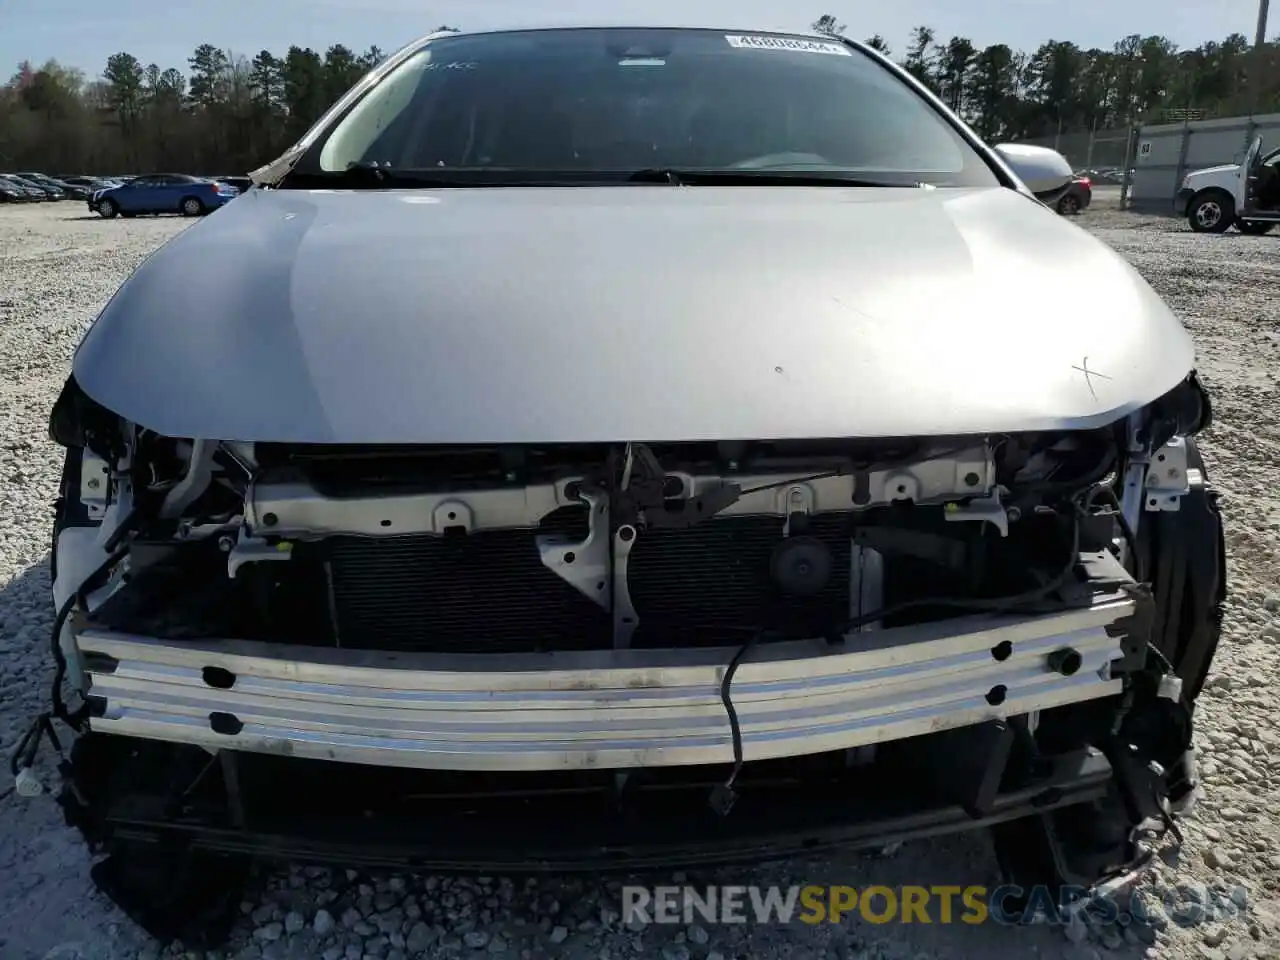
76, 580, 1136, 771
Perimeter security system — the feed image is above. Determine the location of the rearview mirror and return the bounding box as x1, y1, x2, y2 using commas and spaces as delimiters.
993, 143, 1074, 196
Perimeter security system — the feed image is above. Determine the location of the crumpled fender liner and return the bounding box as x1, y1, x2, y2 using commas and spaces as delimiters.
1140, 436, 1226, 703
57, 733, 250, 948
88, 843, 250, 948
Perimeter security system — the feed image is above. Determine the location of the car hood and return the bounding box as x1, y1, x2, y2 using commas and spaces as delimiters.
1186, 164, 1238, 180
73, 185, 1195, 444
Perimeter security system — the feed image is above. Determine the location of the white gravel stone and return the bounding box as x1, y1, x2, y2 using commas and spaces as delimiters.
405, 921, 435, 953
253, 923, 283, 943
1204, 848, 1233, 869
1063, 913, 1089, 944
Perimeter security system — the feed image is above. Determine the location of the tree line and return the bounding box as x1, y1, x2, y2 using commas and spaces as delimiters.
1, 18, 1277, 176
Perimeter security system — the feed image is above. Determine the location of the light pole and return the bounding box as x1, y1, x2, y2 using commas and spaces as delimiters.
1249, 0, 1271, 117
1118, 53, 1145, 211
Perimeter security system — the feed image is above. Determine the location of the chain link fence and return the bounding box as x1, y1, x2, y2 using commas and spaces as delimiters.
1016, 126, 1135, 175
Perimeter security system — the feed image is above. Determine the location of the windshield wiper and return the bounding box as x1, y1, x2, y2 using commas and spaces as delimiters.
278, 164, 929, 190
278, 163, 483, 190
626, 168, 924, 187
629, 168, 686, 184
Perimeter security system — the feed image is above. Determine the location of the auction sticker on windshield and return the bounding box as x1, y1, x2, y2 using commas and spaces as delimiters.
725, 35, 852, 55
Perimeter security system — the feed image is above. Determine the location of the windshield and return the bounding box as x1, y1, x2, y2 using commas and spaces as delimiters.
294, 28, 999, 187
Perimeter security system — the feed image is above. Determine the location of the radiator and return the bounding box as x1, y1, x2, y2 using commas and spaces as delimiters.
317, 512, 852, 653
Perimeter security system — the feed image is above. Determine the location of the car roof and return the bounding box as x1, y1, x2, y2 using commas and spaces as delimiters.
416, 22, 828, 36
399, 22, 852, 49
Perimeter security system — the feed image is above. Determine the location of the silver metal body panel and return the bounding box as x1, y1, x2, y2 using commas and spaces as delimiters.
71, 184, 1196, 445
78, 591, 1130, 772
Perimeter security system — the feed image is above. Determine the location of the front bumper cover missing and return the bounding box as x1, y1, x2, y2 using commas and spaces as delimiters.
76, 579, 1135, 773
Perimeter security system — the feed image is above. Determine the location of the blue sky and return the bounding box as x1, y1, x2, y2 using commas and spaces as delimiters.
1, 0, 1267, 81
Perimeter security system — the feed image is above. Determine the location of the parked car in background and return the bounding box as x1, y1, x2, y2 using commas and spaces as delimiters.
1178, 136, 1280, 235
61, 176, 121, 193
1089, 168, 1134, 185
5, 174, 64, 200
0, 174, 48, 201
0, 178, 33, 202
1056, 175, 1092, 215
212, 175, 253, 193
91, 173, 240, 218
45, 25, 1221, 946
16, 172, 89, 200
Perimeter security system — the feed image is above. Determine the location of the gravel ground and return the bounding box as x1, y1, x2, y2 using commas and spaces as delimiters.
1, 199, 1278, 960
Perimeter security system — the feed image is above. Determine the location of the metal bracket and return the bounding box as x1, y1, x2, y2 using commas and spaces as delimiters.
433, 499, 474, 533
538, 488, 610, 610
779, 484, 813, 537
1143, 437, 1190, 512
848, 544, 884, 632
226, 529, 293, 579
1119, 410, 1150, 544
943, 488, 1010, 537
612, 525, 639, 648
159, 439, 217, 520
79, 451, 110, 519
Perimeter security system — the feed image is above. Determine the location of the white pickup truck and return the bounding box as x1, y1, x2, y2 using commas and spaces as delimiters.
1176, 135, 1280, 233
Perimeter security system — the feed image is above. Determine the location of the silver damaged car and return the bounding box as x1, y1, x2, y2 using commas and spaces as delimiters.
35, 25, 1223, 945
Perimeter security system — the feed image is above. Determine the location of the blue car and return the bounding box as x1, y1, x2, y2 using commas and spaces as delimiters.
91, 173, 239, 219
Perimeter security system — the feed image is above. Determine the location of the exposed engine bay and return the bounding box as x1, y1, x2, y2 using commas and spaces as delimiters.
29, 372, 1225, 945
60, 408, 1147, 653
85, 432, 1095, 649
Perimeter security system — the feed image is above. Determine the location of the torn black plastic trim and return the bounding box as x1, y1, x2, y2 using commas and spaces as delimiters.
1146, 370, 1213, 444
60, 732, 1118, 874
1141, 437, 1226, 704
49, 374, 126, 461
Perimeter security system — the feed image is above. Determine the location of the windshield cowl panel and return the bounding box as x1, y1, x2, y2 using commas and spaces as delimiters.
283, 28, 999, 190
